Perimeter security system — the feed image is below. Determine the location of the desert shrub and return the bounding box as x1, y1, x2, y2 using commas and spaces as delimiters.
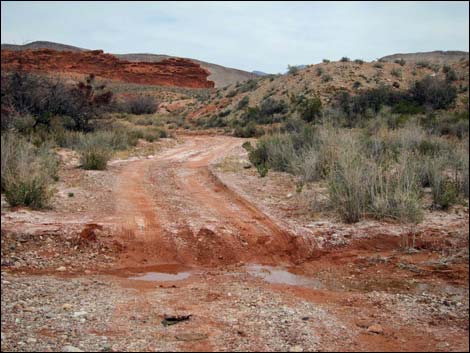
391, 68, 402, 78
394, 58, 406, 66
321, 74, 333, 83
354, 59, 364, 65
198, 115, 227, 128
322, 59, 330, 63
340, 57, 350, 62
233, 121, 264, 138
373, 62, 384, 69
226, 89, 238, 98
416, 60, 431, 69
410, 76, 457, 109
352, 81, 362, 90
237, 96, 249, 110
430, 63, 441, 73
134, 116, 162, 126
445, 68, 458, 82
369, 154, 423, 223
287, 65, 299, 75
1, 133, 58, 208
295, 95, 323, 123
142, 127, 167, 142
77, 133, 113, 170
239, 80, 258, 93
315, 67, 324, 76
122, 95, 158, 115
327, 137, 369, 223
1, 72, 113, 132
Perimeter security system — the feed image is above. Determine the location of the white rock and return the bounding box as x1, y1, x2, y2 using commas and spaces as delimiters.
62, 346, 84, 352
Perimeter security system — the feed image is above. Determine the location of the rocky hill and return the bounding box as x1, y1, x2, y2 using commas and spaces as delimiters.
380, 50, 469, 64
1, 41, 256, 87
1, 48, 214, 88
185, 57, 469, 119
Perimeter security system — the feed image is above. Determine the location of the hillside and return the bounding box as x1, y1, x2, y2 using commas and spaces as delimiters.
380, 50, 469, 64
185, 57, 470, 120
1, 41, 256, 87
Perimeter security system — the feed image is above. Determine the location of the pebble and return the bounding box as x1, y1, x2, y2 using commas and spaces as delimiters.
73, 311, 87, 317
56, 266, 67, 272
367, 324, 384, 334
289, 345, 304, 352
62, 345, 84, 352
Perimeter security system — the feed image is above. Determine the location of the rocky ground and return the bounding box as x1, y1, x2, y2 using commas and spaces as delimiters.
1, 134, 469, 352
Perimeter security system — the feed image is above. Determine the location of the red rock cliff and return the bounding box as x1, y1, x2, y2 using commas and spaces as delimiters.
1, 49, 214, 88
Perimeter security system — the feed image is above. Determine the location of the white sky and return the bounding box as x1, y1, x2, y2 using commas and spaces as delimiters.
2, 1, 469, 73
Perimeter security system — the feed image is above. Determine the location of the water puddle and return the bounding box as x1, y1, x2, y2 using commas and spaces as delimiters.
122, 264, 192, 282
245, 264, 322, 289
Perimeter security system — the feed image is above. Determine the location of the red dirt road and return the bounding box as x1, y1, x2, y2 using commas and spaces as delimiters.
113, 136, 309, 268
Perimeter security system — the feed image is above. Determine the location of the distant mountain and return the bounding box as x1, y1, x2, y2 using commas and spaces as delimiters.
252, 70, 270, 77
1, 41, 256, 88
380, 50, 469, 64
1, 40, 86, 52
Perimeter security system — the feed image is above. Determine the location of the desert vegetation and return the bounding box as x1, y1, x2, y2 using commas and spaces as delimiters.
1, 71, 169, 207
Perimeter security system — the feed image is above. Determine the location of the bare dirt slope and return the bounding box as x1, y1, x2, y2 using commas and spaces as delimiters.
1, 135, 469, 352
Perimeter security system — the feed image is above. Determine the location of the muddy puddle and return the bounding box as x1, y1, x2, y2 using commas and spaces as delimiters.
109, 264, 194, 282
245, 264, 322, 289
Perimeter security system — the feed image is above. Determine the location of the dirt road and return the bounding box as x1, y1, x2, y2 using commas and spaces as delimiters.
113, 135, 307, 268
1, 135, 468, 352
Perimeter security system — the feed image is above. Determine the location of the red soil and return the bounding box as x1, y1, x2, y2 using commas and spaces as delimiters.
1, 49, 214, 88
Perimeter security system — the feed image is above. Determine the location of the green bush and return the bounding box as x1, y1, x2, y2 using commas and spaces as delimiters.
322, 59, 330, 63
354, 59, 364, 65
410, 76, 457, 110
233, 121, 264, 138
1, 133, 58, 208
237, 96, 250, 110
340, 57, 350, 62
122, 95, 159, 115
77, 133, 113, 170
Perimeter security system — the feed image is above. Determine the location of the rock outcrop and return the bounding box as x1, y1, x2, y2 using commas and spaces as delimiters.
1, 49, 214, 88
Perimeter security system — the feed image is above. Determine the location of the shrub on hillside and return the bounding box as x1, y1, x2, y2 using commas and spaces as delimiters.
340, 57, 350, 62
410, 76, 457, 110
394, 58, 406, 66
122, 95, 159, 115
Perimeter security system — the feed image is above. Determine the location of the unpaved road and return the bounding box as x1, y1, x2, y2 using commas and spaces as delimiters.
112, 136, 307, 268
1, 135, 469, 352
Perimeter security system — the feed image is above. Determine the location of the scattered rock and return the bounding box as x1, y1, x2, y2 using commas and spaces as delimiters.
289, 345, 304, 352
56, 266, 67, 272
367, 324, 384, 334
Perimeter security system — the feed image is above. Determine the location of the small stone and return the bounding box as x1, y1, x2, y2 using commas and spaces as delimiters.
56, 266, 67, 272
367, 324, 384, 334
289, 345, 304, 352
62, 303, 73, 311
73, 311, 87, 317
62, 346, 84, 352
27, 338, 37, 343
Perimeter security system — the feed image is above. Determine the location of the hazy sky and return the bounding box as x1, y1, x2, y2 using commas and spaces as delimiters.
1, 1, 469, 73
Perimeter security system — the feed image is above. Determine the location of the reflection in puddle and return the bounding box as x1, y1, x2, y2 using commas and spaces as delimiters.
129, 271, 191, 282
246, 265, 322, 289
126, 264, 192, 282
